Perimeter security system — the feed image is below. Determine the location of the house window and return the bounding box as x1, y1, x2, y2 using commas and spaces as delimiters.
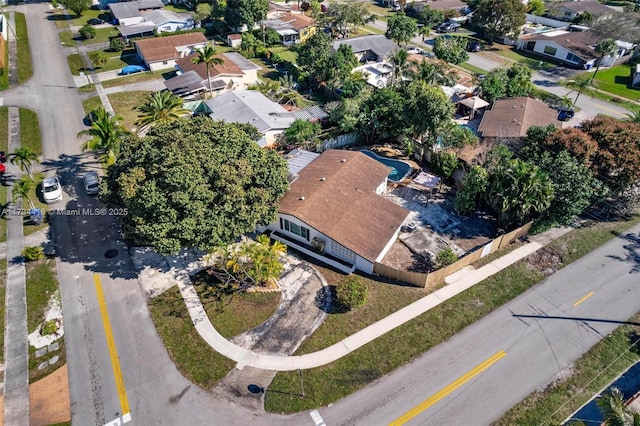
282, 218, 310, 241
329, 240, 357, 264
543, 46, 557, 56
566, 52, 580, 63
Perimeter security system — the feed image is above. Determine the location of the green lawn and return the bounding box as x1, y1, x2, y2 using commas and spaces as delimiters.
25, 258, 58, 334
150, 285, 236, 389
70, 9, 112, 27
0, 258, 7, 363
19, 108, 43, 156
361, 25, 386, 35
59, 30, 76, 47
16, 12, 34, 84
108, 91, 153, 130
593, 62, 640, 101
458, 62, 488, 76
67, 53, 86, 76
496, 310, 640, 425
0, 107, 8, 243
100, 70, 171, 89
0, 19, 9, 90
81, 26, 123, 46
67, 49, 141, 75
264, 217, 640, 413
487, 45, 556, 70
23, 173, 51, 237
269, 46, 298, 64
82, 96, 103, 116
192, 269, 281, 339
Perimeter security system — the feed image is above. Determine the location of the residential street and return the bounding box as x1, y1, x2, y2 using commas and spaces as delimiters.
1, 4, 639, 426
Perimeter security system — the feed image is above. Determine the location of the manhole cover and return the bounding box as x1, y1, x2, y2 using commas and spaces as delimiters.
104, 249, 119, 259
247, 384, 264, 394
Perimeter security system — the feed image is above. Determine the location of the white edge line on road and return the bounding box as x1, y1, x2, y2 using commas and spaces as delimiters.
310, 409, 326, 426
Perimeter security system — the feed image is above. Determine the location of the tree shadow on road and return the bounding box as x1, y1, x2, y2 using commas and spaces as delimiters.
606, 232, 640, 274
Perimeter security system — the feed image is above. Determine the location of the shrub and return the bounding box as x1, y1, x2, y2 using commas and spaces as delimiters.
109, 38, 126, 52
79, 25, 96, 39
22, 246, 45, 261
436, 247, 458, 268
40, 319, 59, 336
336, 275, 368, 310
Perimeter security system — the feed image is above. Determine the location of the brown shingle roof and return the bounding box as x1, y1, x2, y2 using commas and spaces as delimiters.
283, 13, 315, 31
558, 1, 615, 16
279, 150, 409, 262
135, 33, 208, 63
526, 30, 600, 60
478, 97, 558, 139
175, 52, 243, 80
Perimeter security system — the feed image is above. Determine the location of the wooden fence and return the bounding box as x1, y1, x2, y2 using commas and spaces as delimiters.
373, 222, 532, 288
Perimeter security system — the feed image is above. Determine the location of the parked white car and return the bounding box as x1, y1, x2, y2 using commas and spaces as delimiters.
42, 176, 63, 204
82, 171, 100, 195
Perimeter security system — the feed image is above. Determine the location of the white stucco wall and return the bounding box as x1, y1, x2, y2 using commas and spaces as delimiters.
119, 16, 145, 26
148, 58, 178, 71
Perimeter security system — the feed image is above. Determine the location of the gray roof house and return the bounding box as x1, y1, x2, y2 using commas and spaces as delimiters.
205, 90, 295, 147
550, 1, 616, 21
110, 0, 164, 26
333, 34, 399, 62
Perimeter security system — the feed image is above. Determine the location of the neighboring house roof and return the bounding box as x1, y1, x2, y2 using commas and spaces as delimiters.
478, 97, 558, 139
118, 22, 156, 38
176, 52, 244, 80
279, 149, 409, 263
164, 70, 206, 95
525, 30, 600, 60
206, 90, 295, 133
222, 52, 261, 71
290, 105, 329, 121
110, 0, 163, 20
228, 33, 242, 40
143, 9, 192, 27
264, 12, 315, 34
557, 1, 615, 16
425, 0, 467, 11
284, 149, 320, 180
333, 35, 399, 60
135, 33, 208, 63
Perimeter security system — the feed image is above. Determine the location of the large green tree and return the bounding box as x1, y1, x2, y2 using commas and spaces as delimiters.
224, 0, 269, 30
433, 36, 469, 65
506, 64, 533, 97
386, 12, 418, 46
479, 64, 533, 102
411, 60, 458, 86
455, 165, 489, 215
479, 68, 509, 103
473, 0, 526, 42
297, 32, 357, 90
77, 106, 129, 166
319, 1, 376, 38
361, 87, 407, 141
61, 0, 91, 17
280, 119, 321, 150
102, 117, 289, 254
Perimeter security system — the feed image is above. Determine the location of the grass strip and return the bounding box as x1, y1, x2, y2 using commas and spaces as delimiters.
149, 286, 236, 389
0, 258, 7, 363
19, 108, 42, 156
25, 258, 58, 334
0, 106, 8, 243
496, 311, 640, 425
15, 12, 33, 84
264, 217, 640, 413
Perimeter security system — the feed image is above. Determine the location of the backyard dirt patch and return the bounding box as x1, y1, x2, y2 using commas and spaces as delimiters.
29, 364, 70, 426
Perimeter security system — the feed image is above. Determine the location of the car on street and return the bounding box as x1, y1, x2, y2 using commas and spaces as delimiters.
87, 18, 105, 25
42, 176, 63, 204
557, 108, 575, 121
119, 64, 146, 75
82, 171, 100, 195
467, 40, 481, 52
436, 20, 461, 33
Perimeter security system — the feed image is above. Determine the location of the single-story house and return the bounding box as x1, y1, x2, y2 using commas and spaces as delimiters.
134, 32, 209, 71
477, 97, 559, 151
205, 90, 296, 147
263, 12, 316, 45
227, 33, 242, 48
517, 30, 600, 69
352, 61, 395, 88
332, 34, 399, 63
548, 1, 616, 22
266, 0, 303, 19
142, 10, 194, 34
408, 0, 468, 13
165, 51, 261, 97
109, 0, 163, 26
266, 149, 410, 274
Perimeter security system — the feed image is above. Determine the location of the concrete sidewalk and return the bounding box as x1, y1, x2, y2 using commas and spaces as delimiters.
177, 226, 571, 371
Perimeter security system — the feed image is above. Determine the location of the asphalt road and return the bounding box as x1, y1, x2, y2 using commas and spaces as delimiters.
320, 223, 640, 425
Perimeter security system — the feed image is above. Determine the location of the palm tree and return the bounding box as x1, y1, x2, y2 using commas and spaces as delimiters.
77, 106, 129, 166
412, 60, 458, 86
624, 109, 640, 123
418, 25, 430, 44
389, 49, 409, 86
134, 91, 190, 133
557, 95, 573, 109
596, 388, 640, 426
192, 45, 224, 98
9, 147, 38, 181
12, 177, 35, 210
566, 74, 593, 108
591, 38, 617, 84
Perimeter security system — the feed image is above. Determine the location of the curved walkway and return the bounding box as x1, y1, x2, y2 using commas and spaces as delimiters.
177, 227, 570, 371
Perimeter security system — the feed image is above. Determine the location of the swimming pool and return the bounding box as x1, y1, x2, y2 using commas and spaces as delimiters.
360, 150, 412, 183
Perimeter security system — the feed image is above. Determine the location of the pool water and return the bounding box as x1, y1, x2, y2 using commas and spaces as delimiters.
360, 150, 412, 182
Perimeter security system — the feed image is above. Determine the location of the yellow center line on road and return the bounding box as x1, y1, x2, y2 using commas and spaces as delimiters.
94, 273, 130, 417
389, 350, 507, 426
573, 291, 595, 307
